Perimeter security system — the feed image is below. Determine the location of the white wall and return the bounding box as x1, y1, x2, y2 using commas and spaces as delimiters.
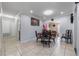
0, 7, 2, 55
76, 3, 79, 55
20, 15, 43, 42
73, 3, 79, 56
2, 18, 10, 34
0, 17, 1, 34
55, 16, 72, 35
0, 11, 2, 55
2, 17, 17, 36
73, 4, 77, 52
55, 16, 74, 45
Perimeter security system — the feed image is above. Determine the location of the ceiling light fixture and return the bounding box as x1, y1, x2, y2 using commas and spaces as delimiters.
43, 10, 53, 15
30, 10, 33, 13
60, 11, 64, 15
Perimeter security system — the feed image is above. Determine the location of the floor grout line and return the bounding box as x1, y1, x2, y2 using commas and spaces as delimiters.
64, 43, 67, 56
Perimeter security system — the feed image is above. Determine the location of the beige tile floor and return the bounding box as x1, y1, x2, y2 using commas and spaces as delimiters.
0, 36, 76, 56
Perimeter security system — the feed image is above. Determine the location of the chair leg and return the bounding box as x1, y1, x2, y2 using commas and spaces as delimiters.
70, 38, 72, 43
65, 39, 67, 43
48, 42, 50, 47
36, 38, 38, 42
61, 37, 65, 42
43, 41, 45, 47
66, 39, 68, 43
61, 37, 62, 42
67, 39, 68, 43
53, 38, 55, 43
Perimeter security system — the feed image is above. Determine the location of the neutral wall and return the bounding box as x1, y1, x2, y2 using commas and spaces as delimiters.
0, 10, 2, 55
55, 16, 72, 35
73, 3, 79, 56
73, 4, 77, 53
54, 16, 74, 45
20, 15, 43, 42
2, 17, 17, 36
76, 3, 79, 55
0, 6, 2, 55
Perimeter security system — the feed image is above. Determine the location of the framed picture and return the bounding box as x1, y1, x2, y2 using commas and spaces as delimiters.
31, 17, 39, 26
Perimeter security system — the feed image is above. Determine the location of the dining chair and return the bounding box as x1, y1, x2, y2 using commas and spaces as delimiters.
42, 30, 51, 47
51, 31, 57, 43
61, 30, 72, 43
35, 31, 42, 42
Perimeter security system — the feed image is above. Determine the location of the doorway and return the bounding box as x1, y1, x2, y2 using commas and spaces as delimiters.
1, 16, 19, 56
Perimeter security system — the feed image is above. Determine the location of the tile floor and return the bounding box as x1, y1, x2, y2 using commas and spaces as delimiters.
0, 36, 76, 56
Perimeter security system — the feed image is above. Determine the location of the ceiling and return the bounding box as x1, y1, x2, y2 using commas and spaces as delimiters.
0, 2, 2, 12
2, 2, 75, 20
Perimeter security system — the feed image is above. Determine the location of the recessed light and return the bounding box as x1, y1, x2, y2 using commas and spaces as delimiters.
30, 10, 33, 13
43, 10, 54, 15
60, 11, 64, 14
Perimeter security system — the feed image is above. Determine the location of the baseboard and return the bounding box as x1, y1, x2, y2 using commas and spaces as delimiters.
20, 38, 36, 43
74, 48, 77, 55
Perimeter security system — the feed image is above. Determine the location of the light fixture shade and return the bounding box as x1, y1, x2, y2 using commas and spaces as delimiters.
43, 10, 53, 15
30, 10, 33, 13
60, 11, 64, 14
